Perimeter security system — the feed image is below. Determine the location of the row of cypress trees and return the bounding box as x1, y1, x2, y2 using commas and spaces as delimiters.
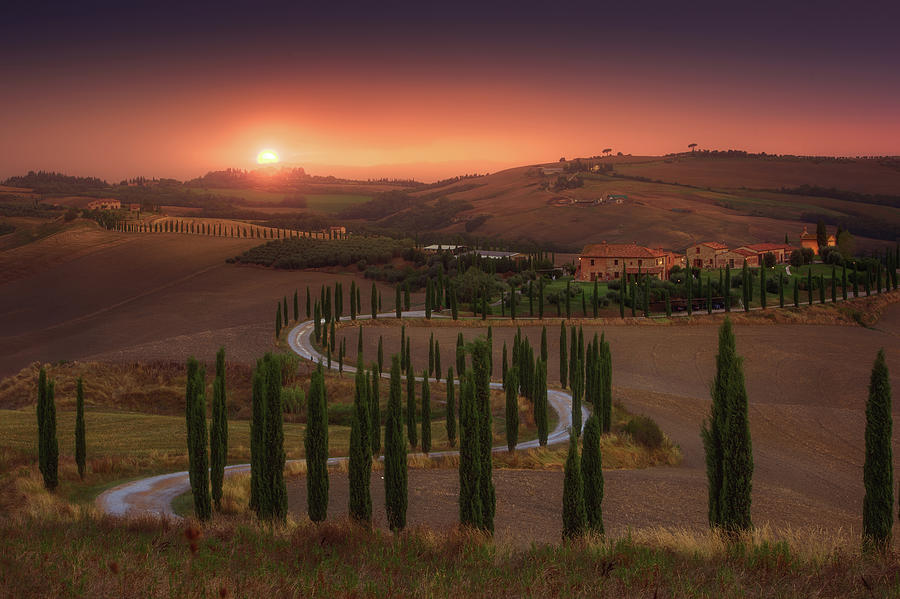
33, 370, 88, 489
562, 415, 605, 539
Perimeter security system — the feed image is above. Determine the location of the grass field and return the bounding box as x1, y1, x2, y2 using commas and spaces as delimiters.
187, 187, 370, 214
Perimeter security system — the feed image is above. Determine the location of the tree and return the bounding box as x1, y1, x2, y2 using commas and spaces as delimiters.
562, 430, 587, 540
535, 358, 549, 446
370, 366, 381, 455
421, 371, 432, 453
559, 323, 568, 388
350, 282, 357, 320
816, 219, 828, 254
505, 366, 519, 452
863, 349, 892, 550
565, 280, 572, 318
446, 367, 457, 448
371, 283, 378, 319
185, 358, 211, 520
305, 364, 329, 522
458, 371, 483, 529
385, 356, 408, 531
471, 338, 496, 533
582, 414, 604, 534
275, 302, 282, 337
571, 358, 582, 436
759, 266, 766, 309
75, 377, 86, 480
701, 319, 753, 533
37, 368, 59, 491
349, 361, 372, 523
404, 285, 411, 311
456, 332, 466, 374
210, 347, 228, 511
249, 360, 265, 512
283, 296, 288, 327
406, 364, 417, 448
293, 290, 299, 322
378, 336, 384, 374
600, 336, 612, 433
688, 142, 698, 152
260, 354, 287, 522
539, 277, 545, 319
395, 284, 401, 318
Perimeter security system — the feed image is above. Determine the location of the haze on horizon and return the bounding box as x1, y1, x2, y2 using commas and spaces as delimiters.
2, 0, 899, 183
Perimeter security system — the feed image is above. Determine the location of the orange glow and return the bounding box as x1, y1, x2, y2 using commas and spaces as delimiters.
256, 149, 279, 164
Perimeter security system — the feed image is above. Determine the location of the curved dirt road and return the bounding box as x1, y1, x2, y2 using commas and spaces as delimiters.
97, 311, 589, 518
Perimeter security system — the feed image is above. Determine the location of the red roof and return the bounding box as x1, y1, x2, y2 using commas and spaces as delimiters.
581, 242, 664, 258
739, 243, 793, 252
700, 241, 728, 250
732, 248, 757, 256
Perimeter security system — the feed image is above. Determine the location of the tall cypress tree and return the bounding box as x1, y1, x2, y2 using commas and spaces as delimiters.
472, 338, 496, 532
458, 372, 483, 529
385, 356, 408, 531
262, 354, 287, 522
305, 364, 329, 522
600, 336, 612, 433
434, 340, 442, 383
75, 377, 86, 481
863, 349, 892, 550
535, 358, 549, 446
562, 429, 587, 540
395, 284, 402, 318
210, 347, 228, 511
505, 366, 519, 452
793, 277, 800, 307
283, 296, 289, 326
249, 360, 265, 512
371, 282, 378, 319
293, 290, 299, 322
446, 367, 457, 448
539, 277, 545, 319
582, 414, 604, 533
421, 370, 432, 453
842, 266, 848, 300
778, 272, 785, 308
571, 358, 583, 436
185, 358, 211, 520
565, 280, 572, 318
456, 332, 466, 374
406, 364, 417, 448
370, 366, 381, 455
349, 360, 372, 523
275, 303, 282, 337
701, 319, 753, 533
37, 369, 59, 491
559, 323, 568, 388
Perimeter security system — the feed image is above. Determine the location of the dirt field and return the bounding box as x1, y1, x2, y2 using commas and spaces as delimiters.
0, 232, 395, 376
328, 312, 900, 544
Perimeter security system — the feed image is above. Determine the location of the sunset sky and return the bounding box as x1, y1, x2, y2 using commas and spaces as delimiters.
2, 1, 899, 182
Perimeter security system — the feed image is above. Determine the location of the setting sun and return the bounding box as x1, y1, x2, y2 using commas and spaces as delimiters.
257, 149, 280, 164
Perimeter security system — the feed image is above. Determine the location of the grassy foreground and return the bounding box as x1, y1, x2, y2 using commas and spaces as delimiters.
2, 509, 900, 598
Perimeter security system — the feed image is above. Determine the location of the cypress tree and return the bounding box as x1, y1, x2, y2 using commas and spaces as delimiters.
582, 414, 604, 534
535, 358, 549, 446
842, 266, 848, 300
262, 355, 287, 522
724, 264, 732, 312
293, 290, 299, 322
357, 326, 364, 362
434, 340, 442, 383
862, 349, 892, 550
395, 284, 402, 318
378, 336, 384, 374
541, 325, 548, 363
819, 275, 826, 304
349, 360, 372, 523
371, 283, 378, 318
701, 319, 753, 533
451, 284, 459, 319
831, 265, 837, 303
350, 282, 357, 320
565, 280, 572, 318
405, 337, 411, 375
75, 377, 86, 480
425, 279, 433, 319
581, 287, 587, 317
185, 358, 211, 520
404, 285, 411, 311
559, 323, 568, 388
210, 347, 228, 511
456, 332, 466, 374
759, 267, 766, 309
687, 268, 693, 315
474, 338, 496, 531
428, 333, 435, 377
865, 266, 871, 296
37, 369, 59, 491
562, 429, 587, 540
400, 325, 406, 371
370, 366, 381, 455
275, 303, 282, 337
306, 287, 311, 319
249, 360, 265, 512
778, 272, 784, 308
793, 277, 800, 307
421, 370, 432, 453
406, 363, 417, 448
539, 277, 545, 319
505, 366, 519, 452
600, 336, 612, 434
313, 302, 321, 342
305, 364, 329, 522
571, 358, 582, 436
283, 296, 288, 326
458, 372, 483, 528
529, 280, 534, 316
446, 367, 457, 447
385, 356, 408, 531
665, 289, 672, 317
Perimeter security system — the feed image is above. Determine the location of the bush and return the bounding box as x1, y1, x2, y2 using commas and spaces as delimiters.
622, 415, 664, 449
234, 236, 411, 269
825, 250, 844, 265
801, 248, 815, 265
763, 252, 777, 268
281, 386, 305, 415
790, 250, 803, 267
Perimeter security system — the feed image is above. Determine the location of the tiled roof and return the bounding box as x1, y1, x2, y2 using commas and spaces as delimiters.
740, 243, 794, 252
732, 248, 756, 256
701, 241, 729, 250
581, 243, 665, 258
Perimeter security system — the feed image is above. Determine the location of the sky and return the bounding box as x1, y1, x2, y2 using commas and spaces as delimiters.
1, 0, 899, 182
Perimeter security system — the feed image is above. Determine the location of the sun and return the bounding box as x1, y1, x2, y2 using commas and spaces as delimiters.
257, 149, 280, 164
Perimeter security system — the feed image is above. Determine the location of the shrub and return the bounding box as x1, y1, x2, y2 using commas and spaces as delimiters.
622, 415, 664, 449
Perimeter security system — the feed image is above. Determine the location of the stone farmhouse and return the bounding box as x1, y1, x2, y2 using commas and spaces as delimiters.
576, 242, 682, 281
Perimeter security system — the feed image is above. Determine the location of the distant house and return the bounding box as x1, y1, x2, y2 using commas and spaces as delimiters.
686, 241, 729, 268
716, 248, 759, 269
576, 242, 676, 281
86, 199, 121, 211
423, 244, 468, 255
799, 226, 835, 255
469, 249, 525, 262
735, 243, 794, 265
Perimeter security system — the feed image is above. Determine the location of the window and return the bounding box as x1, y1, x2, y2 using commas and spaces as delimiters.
696, 248, 700, 253
590, 259, 594, 266
638, 259, 643, 266
614, 259, 618, 265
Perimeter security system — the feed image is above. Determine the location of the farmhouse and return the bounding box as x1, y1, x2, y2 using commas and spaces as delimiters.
86, 199, 121, 210
686, 241, 728, 268
799, 226, 835, 255
469, 249, 526, 263
576, 242, 675, 281
735, 243, 794, 264
715, 248, 759, 268
423, 244, 468, 255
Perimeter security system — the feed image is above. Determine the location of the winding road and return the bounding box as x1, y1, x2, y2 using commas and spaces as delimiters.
97, 311, 588, 518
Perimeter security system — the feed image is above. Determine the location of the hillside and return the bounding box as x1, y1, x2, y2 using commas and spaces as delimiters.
348, 154, 899, 251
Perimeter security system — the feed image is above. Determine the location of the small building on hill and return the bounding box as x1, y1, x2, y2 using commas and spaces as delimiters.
576, 242, 675, 281
86, 199, 121, 211
735, 243, 794, 265
716, 248, 759, 268
800, 226, 835, 255
423, 244, 468, 255
469, 249, 525, 263
686, 241, 729, 268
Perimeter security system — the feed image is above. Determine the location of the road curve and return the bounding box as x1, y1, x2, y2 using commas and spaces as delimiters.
97, 311, 587, 519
